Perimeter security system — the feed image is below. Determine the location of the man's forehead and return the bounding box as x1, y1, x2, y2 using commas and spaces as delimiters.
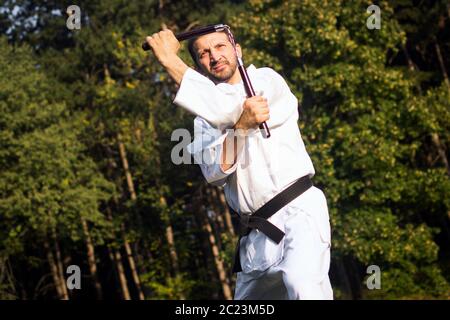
194, 32, 230, 49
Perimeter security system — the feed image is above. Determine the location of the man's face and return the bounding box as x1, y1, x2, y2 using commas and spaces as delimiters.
193, 32, 241, 83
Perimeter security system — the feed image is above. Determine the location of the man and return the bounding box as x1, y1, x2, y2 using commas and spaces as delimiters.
145, 28, 333, 300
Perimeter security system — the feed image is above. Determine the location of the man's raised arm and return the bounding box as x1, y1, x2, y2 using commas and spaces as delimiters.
145, 30, 243, 130
145, 31, 188, 85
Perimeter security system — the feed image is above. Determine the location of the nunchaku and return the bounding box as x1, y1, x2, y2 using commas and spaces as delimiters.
142, 24, 271, 138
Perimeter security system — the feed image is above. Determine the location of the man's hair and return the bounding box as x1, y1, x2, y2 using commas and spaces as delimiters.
187, 31, 232, 69
187, 37, 201, 69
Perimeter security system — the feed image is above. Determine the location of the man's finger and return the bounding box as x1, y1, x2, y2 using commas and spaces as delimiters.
168, 30, 177, 40
146, 36, 154, 47
257, 100, 268, 107
258, 108, 269, 115
160, 30, 171, 39
250, 96, 263, 102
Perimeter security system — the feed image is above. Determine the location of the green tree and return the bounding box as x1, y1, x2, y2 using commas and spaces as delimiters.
0, 37, 113, 298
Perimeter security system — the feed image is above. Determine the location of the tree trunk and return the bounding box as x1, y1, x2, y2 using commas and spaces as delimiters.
432, 42, 450, 175
51, 230, 69, 300
203, 212, 232, 299
434, 41, 450, 91
195, 191, 233, 300
104, 139, 143, 300
402, 45, 423, 94
431, 133, 450, 176
105, 205, 132, 300
81, 217, 103, 299
116, 133, 145, 300
206, 186, 229, 252
0, 258, 17, 299
117, 133, 137, 201
103, 142, 133, 300
192, 211, 215, 282
121, 225, 145, 300
206, 186, 225, 234
213, 187, 236, 237
44, 238, 67, 299
134, 127, 143, 144
159, 196, 186, 299
109, 246, 131, 300
159, 197, 181, 275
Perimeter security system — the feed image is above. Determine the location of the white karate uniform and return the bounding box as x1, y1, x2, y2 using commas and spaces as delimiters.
174, 65, 333, 300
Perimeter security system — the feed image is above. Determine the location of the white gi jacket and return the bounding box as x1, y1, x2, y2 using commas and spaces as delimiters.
174, 65, 332, 299
175, 65, 315, 212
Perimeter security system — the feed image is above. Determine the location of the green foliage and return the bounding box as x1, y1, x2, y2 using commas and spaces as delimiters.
0, 38, 113, 290
142, 272, 196, 300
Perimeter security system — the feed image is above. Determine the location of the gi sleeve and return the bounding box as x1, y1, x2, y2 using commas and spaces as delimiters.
173, 68, 244, 131
258, 67, 299, 129
187, 117, 239, 187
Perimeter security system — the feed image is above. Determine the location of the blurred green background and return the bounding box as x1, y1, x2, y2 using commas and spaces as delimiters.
0, 0, 449, 300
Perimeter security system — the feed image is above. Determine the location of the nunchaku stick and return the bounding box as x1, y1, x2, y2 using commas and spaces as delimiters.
142, 24, 271, 138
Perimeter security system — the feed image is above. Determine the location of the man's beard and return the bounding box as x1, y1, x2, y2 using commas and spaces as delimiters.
203, 58, 238, 83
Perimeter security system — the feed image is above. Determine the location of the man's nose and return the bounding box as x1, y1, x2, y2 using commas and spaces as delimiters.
209, 48, 221, 63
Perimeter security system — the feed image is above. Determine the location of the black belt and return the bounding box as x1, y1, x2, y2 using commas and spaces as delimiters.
229, 175, 313, 273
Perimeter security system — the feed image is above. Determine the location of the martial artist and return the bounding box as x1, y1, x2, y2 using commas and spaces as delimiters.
145, 28, 333, 300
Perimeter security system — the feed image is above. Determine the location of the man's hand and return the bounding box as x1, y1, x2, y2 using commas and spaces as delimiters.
234, 96, 270, 131
221, 96, 269, 171
145, 29, 188, 85
146, 30, 180, 67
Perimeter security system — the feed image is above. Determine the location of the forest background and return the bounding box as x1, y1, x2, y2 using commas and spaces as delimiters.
0, 0, 449, 300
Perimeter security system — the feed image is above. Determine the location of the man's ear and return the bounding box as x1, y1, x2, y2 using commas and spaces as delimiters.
236, 44, 243, 59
